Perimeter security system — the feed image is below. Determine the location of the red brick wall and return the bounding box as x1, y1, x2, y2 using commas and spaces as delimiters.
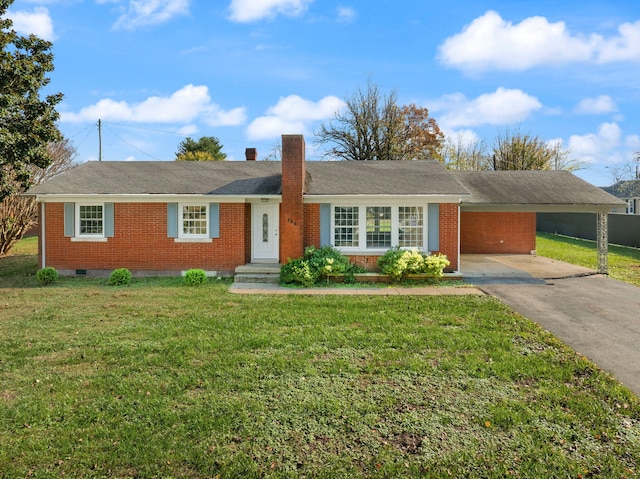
303, 203, 320, 250
42, 202, 250, 275
280, 135, 306, 261
460, 212, 536, 254
437, 203, 459, 271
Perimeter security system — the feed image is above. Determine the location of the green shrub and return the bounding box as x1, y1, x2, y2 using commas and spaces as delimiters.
280, 257, 318, 287
183, 269, 207, 286
108, 268, 132, 286
36, 267, 59, 286
424, 253, 451, 278
378, 247, 450, 282
280, 246, 365, 286
378, 247, 412, 281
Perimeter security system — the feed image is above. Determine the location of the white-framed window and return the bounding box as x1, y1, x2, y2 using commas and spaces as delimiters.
179, 204, 208, 238
334, 206, 359, 247
627, 199, 636, 215
332, 205, 427, 251
77, 204, 104, 237
398, 206, 424, 248
366, 206, 392, 248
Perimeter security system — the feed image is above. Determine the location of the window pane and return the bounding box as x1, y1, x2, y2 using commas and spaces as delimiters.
79, 205, 103, 235
182, 205, 207, 235
334, 206, 359, 247
262, 213, 269, 242
398, 206, 423, 247
366, 207, 391, 248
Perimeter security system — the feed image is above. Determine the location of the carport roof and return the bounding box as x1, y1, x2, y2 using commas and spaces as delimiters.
453, 170, 626, 212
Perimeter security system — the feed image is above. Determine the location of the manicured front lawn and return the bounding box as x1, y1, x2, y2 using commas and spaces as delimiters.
1, 240, 639, 477
537, 232, 640, 286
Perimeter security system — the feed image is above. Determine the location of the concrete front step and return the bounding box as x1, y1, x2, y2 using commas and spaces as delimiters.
234, 263, 281, 283
234, 273, 280, 284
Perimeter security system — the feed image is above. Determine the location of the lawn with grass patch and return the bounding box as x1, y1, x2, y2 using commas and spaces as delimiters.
537, 232, 640, 286
1, 239, 639, 478
0, 236, 38, 287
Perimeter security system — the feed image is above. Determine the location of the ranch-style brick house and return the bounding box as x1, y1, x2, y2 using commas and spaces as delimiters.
26, 134, 624, 277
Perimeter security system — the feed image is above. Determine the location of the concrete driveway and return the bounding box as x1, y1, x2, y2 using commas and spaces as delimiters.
461, 254, 595, 284
462, 255, 640, 396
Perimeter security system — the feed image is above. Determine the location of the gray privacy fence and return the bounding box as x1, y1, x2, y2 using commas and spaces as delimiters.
537, 213, 640, 248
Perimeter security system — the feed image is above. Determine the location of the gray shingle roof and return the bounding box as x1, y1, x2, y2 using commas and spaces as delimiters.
27, 159, 468, 197
305, 160, 468, 196
27, 161, 284, 195
453, 171, 625, 209
26, 160, 624, 211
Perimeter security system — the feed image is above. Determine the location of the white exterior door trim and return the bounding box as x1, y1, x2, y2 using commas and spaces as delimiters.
252, 203, 280, 262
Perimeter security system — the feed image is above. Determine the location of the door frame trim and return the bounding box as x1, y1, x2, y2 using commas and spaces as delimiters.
251, 202, 280, 263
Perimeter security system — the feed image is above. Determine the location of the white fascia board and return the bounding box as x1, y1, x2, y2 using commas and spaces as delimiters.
33, 194, 281, 203
303, 194, 469, 204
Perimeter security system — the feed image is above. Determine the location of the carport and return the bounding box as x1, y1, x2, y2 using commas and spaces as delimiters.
453, 171, 627, 274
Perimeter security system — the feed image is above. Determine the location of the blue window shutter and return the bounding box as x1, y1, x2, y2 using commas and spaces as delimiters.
428, 204, 440, 251
64, 203, 75, 237
209, 203, 220, 238
320, 204, 331, 246
104, 203, 114, 237
167, 203, 178, 238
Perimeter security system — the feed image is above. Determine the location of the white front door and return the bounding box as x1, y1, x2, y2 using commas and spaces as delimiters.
252, 204, 279, 262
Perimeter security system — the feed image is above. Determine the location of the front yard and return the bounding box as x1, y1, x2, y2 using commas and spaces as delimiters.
0, 238, 639, 478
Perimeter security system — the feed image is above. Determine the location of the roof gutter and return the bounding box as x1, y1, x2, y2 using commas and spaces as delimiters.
460, 203, 623, 213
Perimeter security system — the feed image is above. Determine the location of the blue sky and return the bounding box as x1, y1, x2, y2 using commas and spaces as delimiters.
7, 0, 640, 185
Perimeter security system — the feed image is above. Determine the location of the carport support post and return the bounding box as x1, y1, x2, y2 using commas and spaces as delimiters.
597, 212, 608, 275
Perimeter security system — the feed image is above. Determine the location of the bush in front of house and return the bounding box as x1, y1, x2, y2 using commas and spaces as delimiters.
36, 267, 59, 286
183, 269, 207, 286
423, 253, 451, 279
378, 247, 450, 282
280, 245, 365, 286
108, 268, 132, 286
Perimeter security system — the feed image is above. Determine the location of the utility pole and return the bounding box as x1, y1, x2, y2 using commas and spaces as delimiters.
98, 119, 102, 161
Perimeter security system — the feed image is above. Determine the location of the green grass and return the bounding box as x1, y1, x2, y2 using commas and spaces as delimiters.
1, 239, 639, 478
0, 235, 39, 286
537, 232, 640, 286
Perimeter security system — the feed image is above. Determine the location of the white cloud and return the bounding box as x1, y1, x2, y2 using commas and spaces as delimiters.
101, 0, 190, 30
438, 11, 640, 73
430, 87, 542, 129
228, 0, 312, 22
574, 95, 617, 115
246, 94, 344, 140
597, 20, 640, 63
61, 84, 247, 127
7, 7, 55, 40
337, 6, 355, 23
567, 122, 624, 164
177, 124, 198, 136
625, 134, 640, 150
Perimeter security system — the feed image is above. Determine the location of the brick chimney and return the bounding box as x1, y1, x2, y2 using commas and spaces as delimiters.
245, 148, 257, 161
280, 135, 305, 262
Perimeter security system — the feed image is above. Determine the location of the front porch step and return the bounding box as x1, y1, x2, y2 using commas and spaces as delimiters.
234, 263, 281, 284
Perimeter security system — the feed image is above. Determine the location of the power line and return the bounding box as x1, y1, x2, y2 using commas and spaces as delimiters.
101, 122, 162, 160
101, 120, 193, 137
